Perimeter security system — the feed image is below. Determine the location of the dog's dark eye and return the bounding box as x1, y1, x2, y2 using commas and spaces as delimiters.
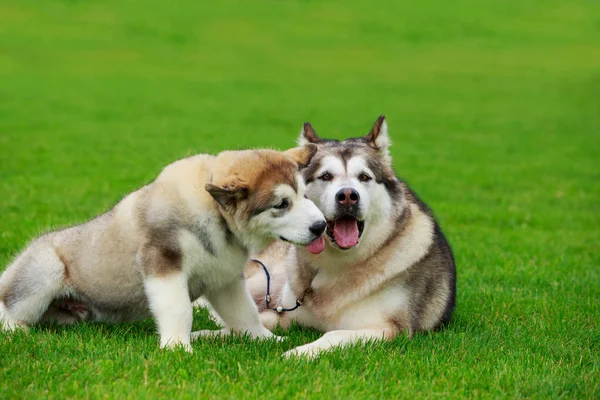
274, 199, 290, 210
319, 172, 333, 181
359, 173, 372, 182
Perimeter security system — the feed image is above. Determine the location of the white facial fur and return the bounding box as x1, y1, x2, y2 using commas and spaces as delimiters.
248, 174, 325, 246
305, 155, 393, 224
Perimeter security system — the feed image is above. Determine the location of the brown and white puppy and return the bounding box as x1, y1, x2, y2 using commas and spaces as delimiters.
0, 146, 327, 351
239, 116, 456, 357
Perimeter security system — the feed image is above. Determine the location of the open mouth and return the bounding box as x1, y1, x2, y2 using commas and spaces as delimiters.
326, 218, 365, 250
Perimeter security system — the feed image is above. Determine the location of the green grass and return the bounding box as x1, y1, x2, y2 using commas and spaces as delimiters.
1, 0, 599, 398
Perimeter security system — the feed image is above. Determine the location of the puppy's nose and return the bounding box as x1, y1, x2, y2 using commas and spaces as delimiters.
336, 188, 360, 206
309, 220, 327, 236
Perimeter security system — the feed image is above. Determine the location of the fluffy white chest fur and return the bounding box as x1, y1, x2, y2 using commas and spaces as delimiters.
176, 224, 249, 300
280, 274, 410, 333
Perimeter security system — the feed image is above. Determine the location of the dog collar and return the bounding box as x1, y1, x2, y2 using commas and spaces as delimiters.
253, 259, 312, 313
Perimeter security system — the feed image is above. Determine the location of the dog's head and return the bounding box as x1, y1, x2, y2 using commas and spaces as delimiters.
297, 116, 400, 251
206, 146, 327, 253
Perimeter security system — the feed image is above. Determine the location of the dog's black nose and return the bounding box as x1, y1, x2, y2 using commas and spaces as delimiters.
336, 188, 360, 207
309, 220, 327, 236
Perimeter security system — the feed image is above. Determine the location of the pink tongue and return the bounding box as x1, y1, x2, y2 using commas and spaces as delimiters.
333, 219, 359, 248
306, 236, 325, 254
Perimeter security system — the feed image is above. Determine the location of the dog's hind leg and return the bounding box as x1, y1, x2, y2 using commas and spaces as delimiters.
0, 241, 68, 331
40, 302, 89, 326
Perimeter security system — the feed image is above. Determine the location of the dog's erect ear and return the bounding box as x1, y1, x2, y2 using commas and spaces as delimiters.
365, 115, 391, 155
284, 143, 318, 168
205, 183, 248, 209
297, 122, 321, 146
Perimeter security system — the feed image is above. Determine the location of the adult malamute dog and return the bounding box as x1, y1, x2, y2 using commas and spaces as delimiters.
244, 116, 456, 357
0, 146, 327, 351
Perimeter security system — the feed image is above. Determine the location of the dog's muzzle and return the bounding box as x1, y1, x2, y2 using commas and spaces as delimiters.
325, 213, 365, 250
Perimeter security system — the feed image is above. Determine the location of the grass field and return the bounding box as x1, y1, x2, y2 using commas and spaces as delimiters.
1, 0, 599, 398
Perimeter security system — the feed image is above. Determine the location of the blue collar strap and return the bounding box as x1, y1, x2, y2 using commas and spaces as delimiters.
252, 259, 303, 313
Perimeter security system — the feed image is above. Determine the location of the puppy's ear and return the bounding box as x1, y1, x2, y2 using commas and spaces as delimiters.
365, 115, 391, 156
205, 183, 248, 209
297, 122, 321, 146
284, 143, 318, 168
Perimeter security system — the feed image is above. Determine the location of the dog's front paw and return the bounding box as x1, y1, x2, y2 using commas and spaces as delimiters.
283, 344, 320, 359
248, 326, 287, 341
253, 326, 274, 339
255, 332, 286, 342
160, 341, 193, 353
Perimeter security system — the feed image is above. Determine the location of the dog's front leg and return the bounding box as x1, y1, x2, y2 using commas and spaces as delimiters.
144, 271, 193, 352
200, 277, 274, 339
284, 328, 394, 359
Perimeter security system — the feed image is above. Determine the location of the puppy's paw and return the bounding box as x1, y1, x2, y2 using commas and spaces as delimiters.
248, 326, 286, 341
161, 341, 193, 353
253, 332, 286, 342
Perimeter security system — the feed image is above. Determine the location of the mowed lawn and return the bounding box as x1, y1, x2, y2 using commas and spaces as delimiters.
1, 0, 599, 398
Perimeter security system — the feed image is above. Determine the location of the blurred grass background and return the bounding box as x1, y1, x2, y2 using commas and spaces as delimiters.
0, 0, 599, 398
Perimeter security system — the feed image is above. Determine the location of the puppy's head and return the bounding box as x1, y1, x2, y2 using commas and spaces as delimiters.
206, 145, 327, 253
297, 116, 400, 251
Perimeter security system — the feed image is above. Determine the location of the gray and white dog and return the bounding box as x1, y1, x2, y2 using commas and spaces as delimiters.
240, 116, 456, 357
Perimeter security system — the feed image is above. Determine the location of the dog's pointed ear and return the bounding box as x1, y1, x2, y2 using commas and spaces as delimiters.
284, 143, 318, 168
365, 115, 391, 155
297, 122, 321, 146
205, 183, 248, 209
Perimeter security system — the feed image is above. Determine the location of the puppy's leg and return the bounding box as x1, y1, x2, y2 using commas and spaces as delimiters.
40, 301, 90, 326
0, 244, 67, 331
144, 272, 193, 352
192, 297, 224, 327
40, 304, 78, 325
140, 241, 192, 351
284, 328, 394, 359
197, 277, 274, 340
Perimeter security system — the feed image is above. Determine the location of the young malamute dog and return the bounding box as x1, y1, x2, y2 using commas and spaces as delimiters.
242, 116, 456, 357
0, 146, 327, 351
